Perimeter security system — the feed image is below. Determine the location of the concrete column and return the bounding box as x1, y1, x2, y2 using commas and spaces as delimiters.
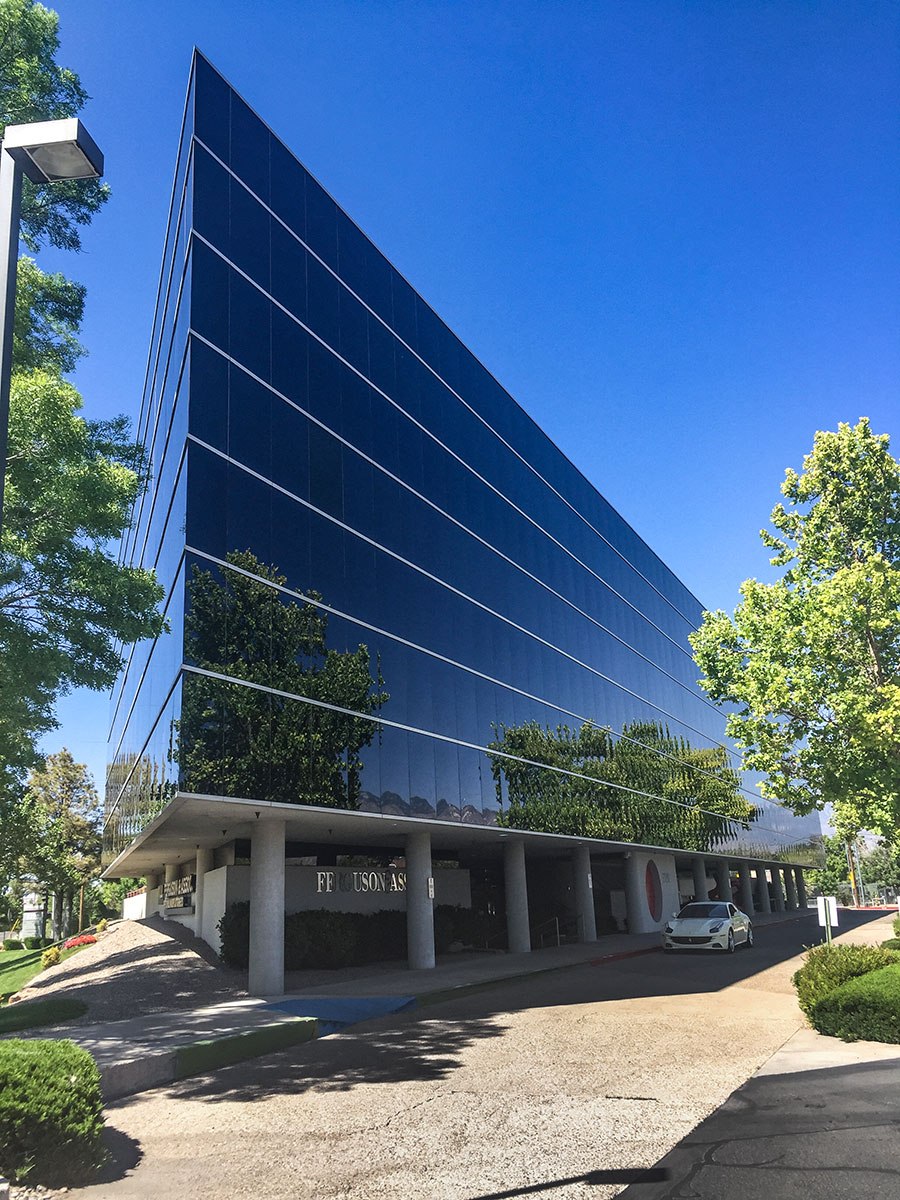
784, 867, 799, 910
771, 864, 785, 912
504, 839, 531, 954
144, 873, 160, 891
624, 853, 645, 934
248, 819, 285, 996
406, 829, 435, 970
714, 860, 731, 903
194, 847, 214, 946
692, 857, 708, 901
164, 863, 178, 884
755, 866, 771, 913
572, 846, 597, 943
795, 868, 807, 909
738, 861, 755, 914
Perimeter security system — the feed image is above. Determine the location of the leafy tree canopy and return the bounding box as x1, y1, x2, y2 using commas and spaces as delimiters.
0, 0, 164, 802
488, 718, 756, 852
0, 0, 109, 251
690, 420, 900, 840
24, 748, 101, 892
177, 553, 387, 807
1, 370, 165, 792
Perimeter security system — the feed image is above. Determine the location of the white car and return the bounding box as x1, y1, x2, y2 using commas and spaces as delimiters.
662, 901, 753, 953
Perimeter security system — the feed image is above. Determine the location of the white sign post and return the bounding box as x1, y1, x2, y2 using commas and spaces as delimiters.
817, 895, 838, 944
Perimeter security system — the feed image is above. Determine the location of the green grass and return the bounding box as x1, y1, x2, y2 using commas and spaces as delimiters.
0, 945, 84, 1003
0, 996, 88, 1033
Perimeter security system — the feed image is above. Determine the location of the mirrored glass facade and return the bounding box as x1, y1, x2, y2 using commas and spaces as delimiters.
104, 55, 822, 867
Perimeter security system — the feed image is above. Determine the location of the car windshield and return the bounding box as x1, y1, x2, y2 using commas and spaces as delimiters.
677, 903, 729, 919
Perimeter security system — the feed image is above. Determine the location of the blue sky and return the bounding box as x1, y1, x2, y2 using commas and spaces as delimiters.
35, 0, 900, 795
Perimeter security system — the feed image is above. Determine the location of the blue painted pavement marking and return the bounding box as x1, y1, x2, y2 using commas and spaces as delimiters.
265, 996, 417, 1037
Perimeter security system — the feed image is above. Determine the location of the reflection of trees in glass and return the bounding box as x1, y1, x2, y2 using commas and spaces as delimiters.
488, 720, 757, 851
177, 552, 387, 806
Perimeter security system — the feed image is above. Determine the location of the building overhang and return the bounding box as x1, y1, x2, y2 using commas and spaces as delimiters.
103, 792, 812, 878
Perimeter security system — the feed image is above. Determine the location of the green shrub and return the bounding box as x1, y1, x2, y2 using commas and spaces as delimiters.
23, 937, 43, 950
284, 913, 311, 970
881, 939, 900, 950
217, 901, 250, 969
0, 1039, 108, 1185
2, 939, 24, 951
41, 946, 61, 970
217, 901, 502, 971
95, 918, 108, 935
792, 942, 900, 1018
304, 910, 358, 968
357, 910, 406, 963
810, 962, 900, 1043
0, 998, 88, 1035
893, 915, 900, 938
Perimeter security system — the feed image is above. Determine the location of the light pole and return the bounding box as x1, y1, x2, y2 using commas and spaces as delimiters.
0, 117, 104, 532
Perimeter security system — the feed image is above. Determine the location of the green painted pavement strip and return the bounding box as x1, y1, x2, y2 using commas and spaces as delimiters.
174, 1016, 318, 1078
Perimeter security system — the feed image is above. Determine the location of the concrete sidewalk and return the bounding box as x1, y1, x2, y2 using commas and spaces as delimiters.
618, 909, 900, 1199
26, 909, 811, 1101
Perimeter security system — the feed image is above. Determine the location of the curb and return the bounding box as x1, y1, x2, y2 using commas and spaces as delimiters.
94, 913, 824, 1101
99, 1016, 318, 1101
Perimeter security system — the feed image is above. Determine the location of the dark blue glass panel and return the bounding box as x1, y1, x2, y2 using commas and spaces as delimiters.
269, 136, 307, 240
229, 91, 270, 204
188, 335, 228, 447
228, 268, 272, 383
192, 144, 230, 254
190, 239, 229, 349
304, 177, 338, 270
192, 54, 230, 163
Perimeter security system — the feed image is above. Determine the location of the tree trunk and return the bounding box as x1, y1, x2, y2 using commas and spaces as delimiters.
51, 892, 63, 941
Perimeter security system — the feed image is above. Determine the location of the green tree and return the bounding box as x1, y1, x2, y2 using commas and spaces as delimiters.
20, 749, 101, 936
488, 719, 756, 851
0, 0, 109, 251
805, 832, 852, 901
177, 552, 388, 807
860, 840, 900, 893
690, 420, 900, 840
0, 0, 165, 803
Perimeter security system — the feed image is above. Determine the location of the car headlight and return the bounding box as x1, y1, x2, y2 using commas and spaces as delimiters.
664, 924, 674, 933
708, 921, 725, 932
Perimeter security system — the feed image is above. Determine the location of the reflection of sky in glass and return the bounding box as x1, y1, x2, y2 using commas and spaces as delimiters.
104, 56, 823, 867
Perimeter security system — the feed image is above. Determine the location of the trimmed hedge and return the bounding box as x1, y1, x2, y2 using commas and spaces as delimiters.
218, 902, 503, 970
881, 939, 900, 950
810, 962, 900, 1043
792, 943, 900, 1019
2, 939, 24, 951
894, 915, 900, 938
0, 1039, 108, 1185
41, 946, 61, 969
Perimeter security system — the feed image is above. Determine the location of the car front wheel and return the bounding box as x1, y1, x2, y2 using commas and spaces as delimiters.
726, 930, 735, 953
746, 925, 754, 948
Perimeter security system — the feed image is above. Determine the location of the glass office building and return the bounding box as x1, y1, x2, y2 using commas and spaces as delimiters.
104, 56, 821, 980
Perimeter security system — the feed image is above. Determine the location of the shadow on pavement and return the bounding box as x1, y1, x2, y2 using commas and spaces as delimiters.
616, 1055, 900, 1200
102, 909, 891, 1111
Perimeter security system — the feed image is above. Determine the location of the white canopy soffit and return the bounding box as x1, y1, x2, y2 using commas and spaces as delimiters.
103, 793, 810, 877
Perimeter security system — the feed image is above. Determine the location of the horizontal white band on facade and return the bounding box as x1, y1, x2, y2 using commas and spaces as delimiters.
188, 328, 708, 703
185, 543, 753, 793
165, 663, 793, 842
186, 430, 723, 752
125, 137, 196, 568
108, 435, 189, 738
189, 224, 697, 665
191, 132, 701, 631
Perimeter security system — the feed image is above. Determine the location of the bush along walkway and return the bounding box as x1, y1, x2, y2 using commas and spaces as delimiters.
792, 914, 900, 1044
